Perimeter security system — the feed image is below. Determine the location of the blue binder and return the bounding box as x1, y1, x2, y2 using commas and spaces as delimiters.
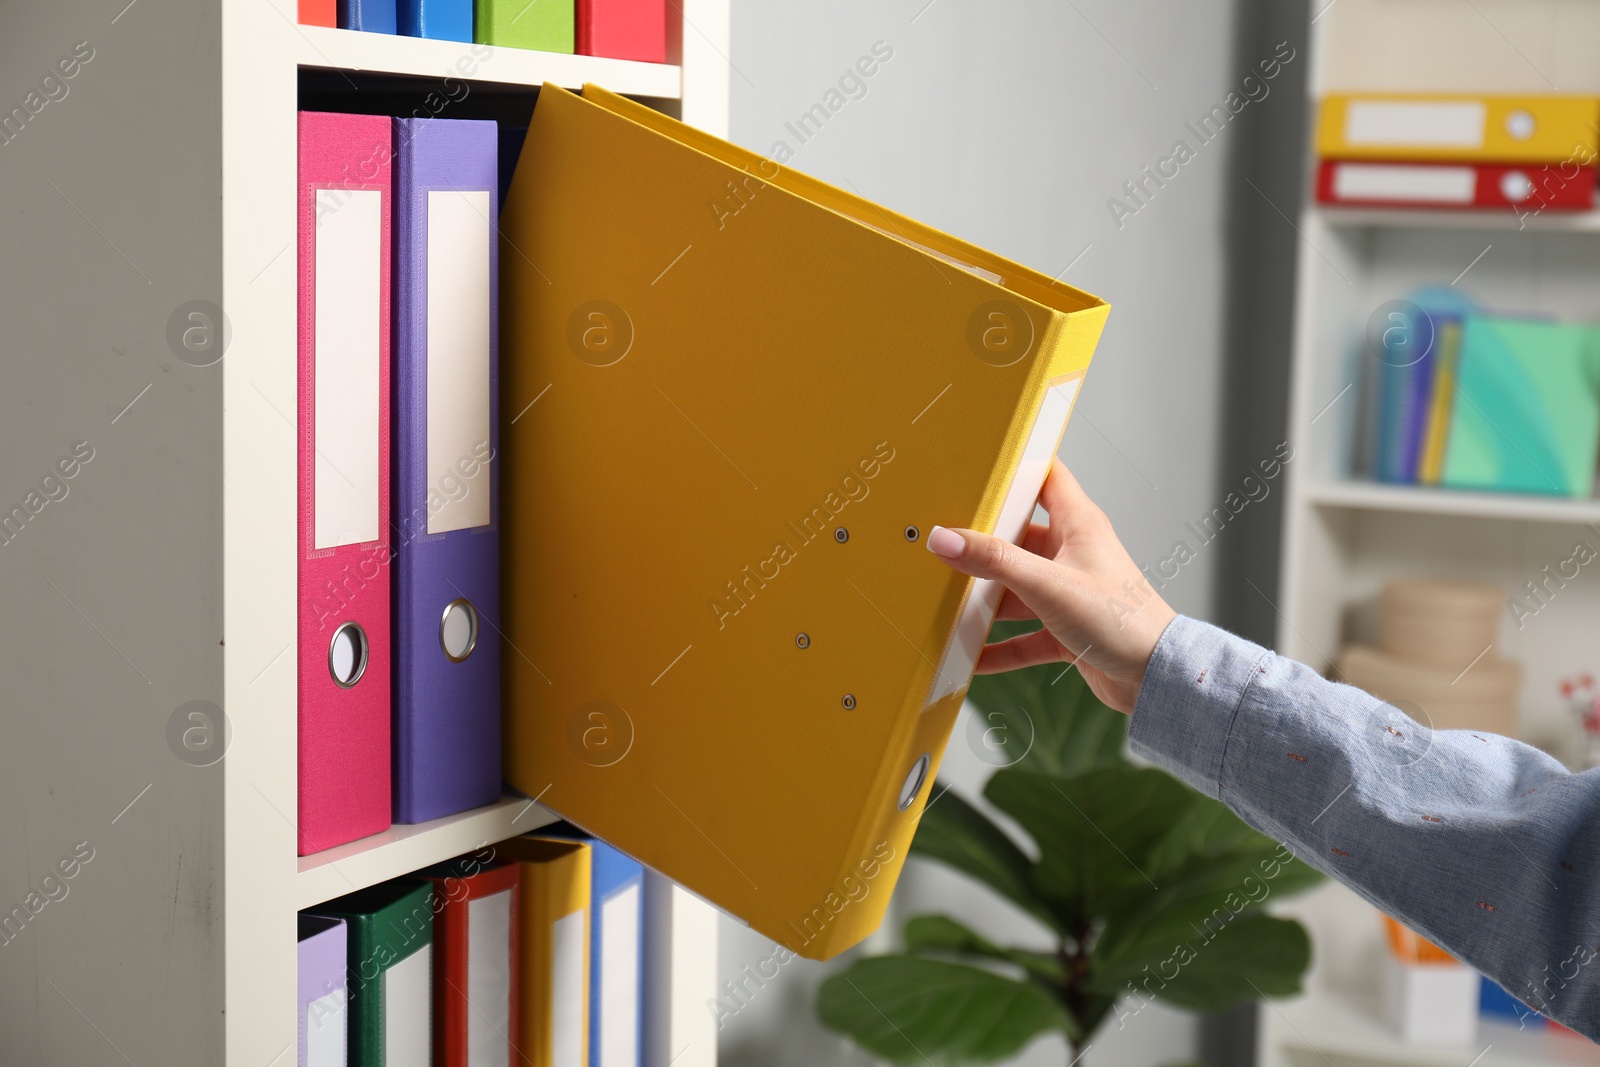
339, 0, 397, 33
540, 825, 643, 1067
398, 0, 473, 41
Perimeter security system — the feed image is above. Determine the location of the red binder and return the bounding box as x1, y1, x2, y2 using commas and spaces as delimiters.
577, 0, 667, 63
297, 111, 393, 855
423, 859, 521, 1067
299, 0, 336, 25
1316, 158, 1596, 212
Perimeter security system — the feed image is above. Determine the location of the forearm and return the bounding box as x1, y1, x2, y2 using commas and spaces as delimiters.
1128, 615, 1600, 1037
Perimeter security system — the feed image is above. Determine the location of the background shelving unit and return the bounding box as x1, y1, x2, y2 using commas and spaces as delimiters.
0, 1, 727, 1063
1263, 1, 1600, 1064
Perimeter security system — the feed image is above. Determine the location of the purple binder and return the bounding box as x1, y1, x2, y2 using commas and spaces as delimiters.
298, 915, 347, 1067
392, 117, 502, 824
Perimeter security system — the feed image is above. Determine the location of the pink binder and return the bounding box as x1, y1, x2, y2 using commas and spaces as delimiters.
297, 111, 393, 854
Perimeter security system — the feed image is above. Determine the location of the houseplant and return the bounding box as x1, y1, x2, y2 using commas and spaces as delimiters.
817, 622, 1323, 1065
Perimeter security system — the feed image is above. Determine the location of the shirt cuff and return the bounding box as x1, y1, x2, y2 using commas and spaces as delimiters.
1126, 615, 1274, 799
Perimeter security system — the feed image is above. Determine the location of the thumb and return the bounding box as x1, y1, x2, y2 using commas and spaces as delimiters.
925, 525, 1063, 609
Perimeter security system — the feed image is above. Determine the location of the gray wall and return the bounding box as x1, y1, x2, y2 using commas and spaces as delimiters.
717, 1, 1308, 1065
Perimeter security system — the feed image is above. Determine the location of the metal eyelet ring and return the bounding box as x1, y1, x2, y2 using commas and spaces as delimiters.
796, 632, 810, 649
904, 525, 920, 542
842, 694, 857, 710
899, 753, 930, 810
834, 528, 849, 543
329, 622, 370, 689
440, 598, 480, 662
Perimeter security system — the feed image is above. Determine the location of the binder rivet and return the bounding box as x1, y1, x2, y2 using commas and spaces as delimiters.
904, 525, 919, 542
841, 694, 856, 710
795, 632, 810, 649
834, 528, 849, 543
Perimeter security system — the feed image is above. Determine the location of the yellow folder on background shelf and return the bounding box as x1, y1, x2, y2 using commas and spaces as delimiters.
500, 83, 1109, 961
1317, 93, 1600, 162
499, 835, 591, 1067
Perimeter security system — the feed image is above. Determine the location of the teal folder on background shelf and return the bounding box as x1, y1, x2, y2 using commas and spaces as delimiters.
1441, 315, 1600, 498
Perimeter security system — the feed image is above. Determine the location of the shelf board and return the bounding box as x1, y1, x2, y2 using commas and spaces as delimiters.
1270, 985, 1600, 1067
291, 25, 682, 98
295, 794, 556, 910
1305, 482, 1600, 526
1316, 205, 1600, 234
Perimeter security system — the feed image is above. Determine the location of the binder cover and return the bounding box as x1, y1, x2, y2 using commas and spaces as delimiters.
538, 828, 642, 1067
1316, 158, 1597, 211
1418, 321, 1462, 486
392, 117, 503, 824
475, 0, 574, 52
1317, 93, 1600, 162
577, 0, 666, 63
1442, 315, 1600, 498
499, 84, 1108, 960
499, 836, 592, 1067
298, 111, 394, 855
398, 0, 472, 41
340, 0, 398, 32
313, 880, 435, 1067
300, 0, 337, 26
299, 915, 348, 1067
421, 858, 520, 1067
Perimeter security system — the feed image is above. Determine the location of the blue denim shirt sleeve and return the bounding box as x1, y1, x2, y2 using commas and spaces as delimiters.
1127, 615, 1600, 1039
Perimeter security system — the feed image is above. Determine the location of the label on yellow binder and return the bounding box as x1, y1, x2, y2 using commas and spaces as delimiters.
500, 84, 1108, 961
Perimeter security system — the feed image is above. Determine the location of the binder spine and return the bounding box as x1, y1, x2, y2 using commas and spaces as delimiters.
392, 117, 502, 825
805, 307, 1101, 960
297, 111, 394, 855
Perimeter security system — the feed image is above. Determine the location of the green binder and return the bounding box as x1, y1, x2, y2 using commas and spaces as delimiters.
310, 880, 435, 1066
475, 0, 575, 53
1442, 315, 1600, 498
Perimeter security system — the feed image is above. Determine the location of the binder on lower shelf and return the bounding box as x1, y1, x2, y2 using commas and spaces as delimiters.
422, 858, 520, 1067
311, 880, 435, 1067
297, 111, 394, 855
298, 915, 348, 1067
539, 828, 643, 1067
499, 83, 1107, 961
499, 835, 592, 1067
392, 116, 503, 825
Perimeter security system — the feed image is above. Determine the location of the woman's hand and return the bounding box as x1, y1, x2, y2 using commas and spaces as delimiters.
925, 458, 1175, 714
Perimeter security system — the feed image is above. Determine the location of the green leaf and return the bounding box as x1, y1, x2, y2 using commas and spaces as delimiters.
984, 767, 1194, 923
1143, 794, 1263, 880
817, 954, 1073, 1065
904, 914, 1066, 984
966, 621, 1127, 777
1087, 913, 1312, 1014
910, 785, 1061, 933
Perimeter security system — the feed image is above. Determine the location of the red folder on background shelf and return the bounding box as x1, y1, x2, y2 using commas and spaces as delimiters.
1316, 158, 1596, 211
577, 0, 666, 63
297, 111, 394, 855
422, 858, 521, 1067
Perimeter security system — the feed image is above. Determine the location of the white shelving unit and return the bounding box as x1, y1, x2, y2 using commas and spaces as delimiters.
0, 2, 726, 1064
1263, 2, 1600, 1065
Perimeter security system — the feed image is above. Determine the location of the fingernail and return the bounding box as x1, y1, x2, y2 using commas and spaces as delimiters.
927, 526, 964, 559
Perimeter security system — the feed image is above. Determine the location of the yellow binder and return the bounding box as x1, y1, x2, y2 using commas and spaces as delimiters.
1317, 93, 1600, 162
500, 836, 591, 1066
500, 83, 1108, 960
